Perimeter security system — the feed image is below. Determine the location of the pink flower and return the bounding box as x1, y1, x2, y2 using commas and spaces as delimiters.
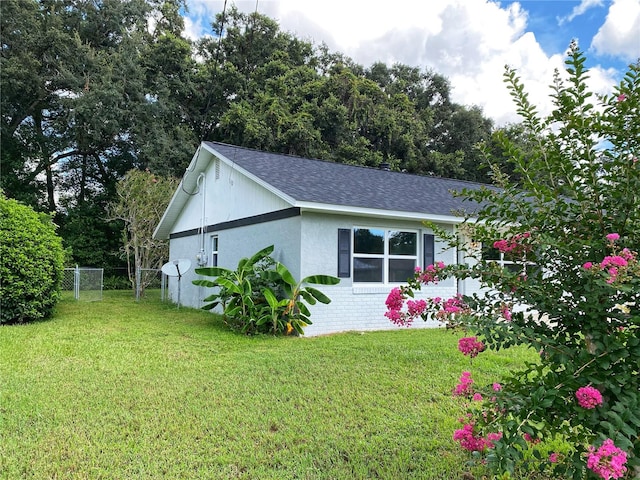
606, 233, 620, 242
583, 262, 593, 270
453, 421, 502, 452
587, 438, 628, 479
453, 371, 474, 397
435, 295, 468, 321
549, 452, 559, 463
458, 336, 485, 358
492, 383, 502, 392
523, 433, 541, 444
385, 287, 404, 311
493, 232, 532, 255
472, 393, 483, 401
501, 305, 512, 322
617, 93, 627, 102
575, 386, 603, 409
406, 299, 427, 316
601, 255, 627, 268
418, 262, 446, 284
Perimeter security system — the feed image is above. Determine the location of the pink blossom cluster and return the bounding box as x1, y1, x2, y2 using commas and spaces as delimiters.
453, 371, 474, 397
583, 234, 638, 284
415, 261, 446, 284
384, 288, 432, 327
500, 304, 512, 322
434, 294, 469, 321
587, 439, 628, 480
523, 433, 541, 445
453, 420, 502, 452
384, 288, 412, 326
575, 386, 603, 409
458, 336, 485, 358
493, 232, 531, 255
406, 299, 427, 316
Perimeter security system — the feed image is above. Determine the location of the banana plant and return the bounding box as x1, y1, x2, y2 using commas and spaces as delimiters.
194, 245, 340, 335
193, 245, 275, 332
264, 262, 340, 335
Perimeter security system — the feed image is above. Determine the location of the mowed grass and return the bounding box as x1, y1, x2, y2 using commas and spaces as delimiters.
0, 291, 535, 479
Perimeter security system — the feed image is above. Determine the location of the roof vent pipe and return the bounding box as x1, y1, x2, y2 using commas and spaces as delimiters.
379, 162, 390, 171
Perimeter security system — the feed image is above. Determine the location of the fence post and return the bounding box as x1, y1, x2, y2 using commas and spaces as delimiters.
74, 264, 80, 300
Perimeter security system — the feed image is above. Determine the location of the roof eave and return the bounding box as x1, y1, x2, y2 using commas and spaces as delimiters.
296, 201, 474, 224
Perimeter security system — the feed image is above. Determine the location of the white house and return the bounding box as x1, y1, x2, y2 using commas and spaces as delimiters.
153, 141, 485, 336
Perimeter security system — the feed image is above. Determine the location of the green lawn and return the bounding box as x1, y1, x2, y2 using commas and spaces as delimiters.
0, 291, 535, 479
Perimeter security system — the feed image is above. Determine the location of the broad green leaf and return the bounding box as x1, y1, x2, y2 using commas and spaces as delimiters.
275, 262, 297, 286
195, 267, 232, 277
301, 274, 340, 285
304, 287, 331, 304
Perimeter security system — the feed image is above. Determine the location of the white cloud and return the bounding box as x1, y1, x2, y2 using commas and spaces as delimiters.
591, 0, 640, 60
182, 0, 624, 125
183, 15, 207, 41
558, 0, 603, 25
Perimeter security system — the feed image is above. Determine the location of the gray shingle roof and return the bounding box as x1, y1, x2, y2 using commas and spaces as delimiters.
206, 141, 489, 217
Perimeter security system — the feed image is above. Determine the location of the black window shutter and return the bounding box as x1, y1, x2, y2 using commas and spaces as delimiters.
423, 234, 435, 269
338, 229, 351, 278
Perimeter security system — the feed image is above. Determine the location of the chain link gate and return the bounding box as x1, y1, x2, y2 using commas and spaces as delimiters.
62, 266, 104, 301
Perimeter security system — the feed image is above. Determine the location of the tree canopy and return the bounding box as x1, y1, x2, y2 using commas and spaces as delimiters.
2, 0, 506, 268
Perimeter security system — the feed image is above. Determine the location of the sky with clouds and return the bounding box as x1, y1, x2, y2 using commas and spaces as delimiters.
182, 0, 640, 125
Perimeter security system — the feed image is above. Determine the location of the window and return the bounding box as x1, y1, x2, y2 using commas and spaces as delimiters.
482, 243, 534, 275
352, 228, 418, 283
210, 235, 219, 267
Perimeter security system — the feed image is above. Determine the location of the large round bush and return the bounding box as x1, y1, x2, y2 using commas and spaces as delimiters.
0, 194, 65, 324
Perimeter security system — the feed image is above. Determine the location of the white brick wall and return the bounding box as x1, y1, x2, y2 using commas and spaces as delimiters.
304, 283, 456, 336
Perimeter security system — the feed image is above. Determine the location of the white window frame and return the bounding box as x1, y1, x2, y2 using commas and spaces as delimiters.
210, 235, 219, 267
352, 227, 419, 284
482, 243, 534, 275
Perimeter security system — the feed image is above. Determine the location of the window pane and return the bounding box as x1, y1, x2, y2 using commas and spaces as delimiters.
504, 263, 524, 274
482, 244, 501, 261
354, 228, 384, 254
389, 258, 416, 283
423, 234, 435, 269
389, 231, 417, 255
353, 257, 383, 282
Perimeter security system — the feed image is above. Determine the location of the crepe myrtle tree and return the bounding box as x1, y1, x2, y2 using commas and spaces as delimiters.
387, 43, 639, 479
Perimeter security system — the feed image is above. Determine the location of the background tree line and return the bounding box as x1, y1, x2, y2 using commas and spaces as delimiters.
1, 0, 518, 272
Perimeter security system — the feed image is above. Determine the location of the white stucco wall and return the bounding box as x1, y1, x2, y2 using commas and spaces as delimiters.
166, 215, 302, 310
171, 154, 292, 235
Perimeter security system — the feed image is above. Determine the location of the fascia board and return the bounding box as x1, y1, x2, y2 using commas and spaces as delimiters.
297, 201, 473, 224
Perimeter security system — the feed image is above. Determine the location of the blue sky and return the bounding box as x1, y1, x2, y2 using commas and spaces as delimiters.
182, 0, 640, 124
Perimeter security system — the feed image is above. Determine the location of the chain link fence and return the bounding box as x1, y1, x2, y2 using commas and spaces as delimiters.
62, 266, 104, 301
136, 268, 167, 302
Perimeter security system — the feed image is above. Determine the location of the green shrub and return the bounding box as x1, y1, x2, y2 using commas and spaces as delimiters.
0, 194, 65, 324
